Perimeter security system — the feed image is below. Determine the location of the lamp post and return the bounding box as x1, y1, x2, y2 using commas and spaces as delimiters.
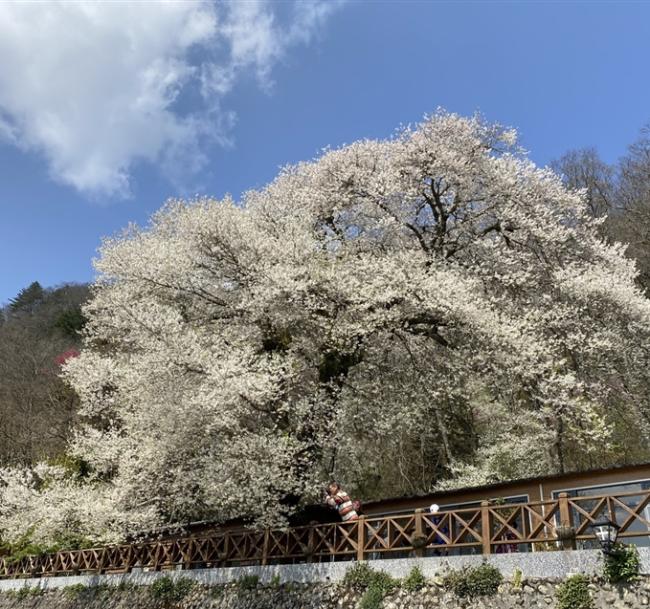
590, 519, 620, 555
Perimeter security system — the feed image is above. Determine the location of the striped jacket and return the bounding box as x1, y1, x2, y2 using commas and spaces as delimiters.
326, 490, 358, 521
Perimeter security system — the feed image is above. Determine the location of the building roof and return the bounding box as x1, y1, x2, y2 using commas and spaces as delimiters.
362, 460, 650, 511
136, 461, 650, 538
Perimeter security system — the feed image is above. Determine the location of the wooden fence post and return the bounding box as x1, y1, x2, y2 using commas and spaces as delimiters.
124, 546, 133, 574
222, 535, 231, 567
184, 539, 193, 571
413, 508, 425, 558
98, 548, 106, 575
307, 526, 315, 563
558, 493, 576, 551
261, 529, 270, 566
481, 501, 492, 555
357, 517, 366, 561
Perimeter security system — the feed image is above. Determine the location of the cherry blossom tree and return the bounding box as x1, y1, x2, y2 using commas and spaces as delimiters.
3, 111, 650, 546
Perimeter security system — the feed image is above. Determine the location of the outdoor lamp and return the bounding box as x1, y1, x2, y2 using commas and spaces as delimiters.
590, 519, 620, 555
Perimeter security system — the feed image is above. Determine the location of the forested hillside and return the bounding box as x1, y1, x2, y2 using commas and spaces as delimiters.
0, 282, 89, 465
553, 124, 650, 293
1, 113, 650, 552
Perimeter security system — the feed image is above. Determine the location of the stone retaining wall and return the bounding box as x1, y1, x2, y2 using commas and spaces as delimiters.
0, 577, 648, 609
1, 549, 649, 608
2, 548, 650, 592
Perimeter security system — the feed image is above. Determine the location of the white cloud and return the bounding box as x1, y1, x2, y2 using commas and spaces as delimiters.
0, 0, 343, 198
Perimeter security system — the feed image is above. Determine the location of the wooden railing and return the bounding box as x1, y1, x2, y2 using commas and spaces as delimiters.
1, 489, 649, 578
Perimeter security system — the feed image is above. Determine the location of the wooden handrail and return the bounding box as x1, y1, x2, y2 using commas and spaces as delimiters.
2, 489, 650, 579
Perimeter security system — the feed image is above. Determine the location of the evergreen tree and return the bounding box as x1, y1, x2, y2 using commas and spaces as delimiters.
9, 282, 45, 313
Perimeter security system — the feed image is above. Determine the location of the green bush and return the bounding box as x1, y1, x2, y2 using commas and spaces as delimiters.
237, 574, 260, 591
442, 562, 503, 598
359, 585, 385, 609
11, 585, 44, 600
47, 532, 96, 553
556, 574, 593, 609
269, 574, 281, 588
150, 576, 195, 602
342, 562, 376, 589
603, 544, 640, 584
173, 578, 195, 598
0, 526, 95, 565
512, 567, 523, 590
402, 565, 426, 592
64, 583, 87, 598
343, 562, 399, 609
0, 529, 48, 565
209, 585, 224, 598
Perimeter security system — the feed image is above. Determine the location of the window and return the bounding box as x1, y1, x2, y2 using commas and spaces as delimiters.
436, 495, 530, 555
552, 480, 650, 548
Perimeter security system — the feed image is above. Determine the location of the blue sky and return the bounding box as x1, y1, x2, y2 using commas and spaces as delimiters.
1, 0, 649, 304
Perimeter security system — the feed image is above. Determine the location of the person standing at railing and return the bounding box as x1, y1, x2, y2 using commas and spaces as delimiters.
429, 504, 449, 556
325, 481, 359, 521
495, 531, 518, 553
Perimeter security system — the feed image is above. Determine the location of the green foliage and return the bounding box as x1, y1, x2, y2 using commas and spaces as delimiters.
402, 565, 426, 592
342, 562, 376, 589
209, 585, 224, 598
269, 574, 281, 588
237, 574, 260, 591
0, 529, 48, 564
9, 282, 45, 313
512, 567, 523, 590
344, 562, 398, 609
369, 570, 398, 596
53, 308, 86, 338
556, 574, 593, 609
0, 281, 88, 466
359, 585, 385, 609
47, 532, 96, 553
603, 544, 640, 584
0, 526, 96, 564
91, 583, 112, 595
149, 576, 195, 602
9, 585, 44, 599
442, 562, 503, 598
64, 583, 87, 598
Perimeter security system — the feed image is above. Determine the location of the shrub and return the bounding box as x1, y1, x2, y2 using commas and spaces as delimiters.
0, 530, 48, 565
370, 570, 399, 596
150, 577, 175, 601
172, 577, 195, 599
512, 567, 523, 590
237, 574, 260, 591
12, 585, 44, 600
603, 544, 640, 584
556, 574, 593, 609
269, 574, 281, 588
343, 562, 399, 609
209, 585, 224, 598
402, 565, 426, 592
442, 562, 503, 598
150, 576, 195, 603
342, 562, 376, 589
47, 532, 95, 552
64, 583, 87, 598
0, 527, 95, 566
359, 585, 385, 609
